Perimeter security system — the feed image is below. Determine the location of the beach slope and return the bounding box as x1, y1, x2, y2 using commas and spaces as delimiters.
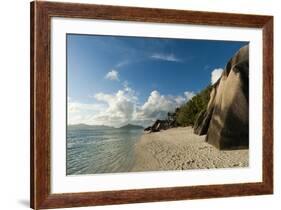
131, 127, 248, 172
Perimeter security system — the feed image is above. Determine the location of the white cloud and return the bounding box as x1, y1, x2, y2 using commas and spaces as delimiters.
211, 68, 224, 84
68, 102, 105, 114
151, 53, 181, 62
105, 70, 119, 81
184, 91, 195, 101
174, 95, 186, 105
67, 101, 106, 125
91, 83, 138, 126
140, 90, 175, 119
136, 90, 193, 123
68, 86, 194, 127
94, 90, 136, 120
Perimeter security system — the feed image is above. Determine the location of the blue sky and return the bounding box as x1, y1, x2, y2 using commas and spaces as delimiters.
67, 34, 247, 127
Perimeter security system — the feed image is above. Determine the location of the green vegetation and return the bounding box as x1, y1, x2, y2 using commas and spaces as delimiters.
175, 85, 212, 126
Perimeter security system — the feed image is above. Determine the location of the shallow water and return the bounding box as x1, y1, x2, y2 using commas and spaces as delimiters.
66, 128, 143, 175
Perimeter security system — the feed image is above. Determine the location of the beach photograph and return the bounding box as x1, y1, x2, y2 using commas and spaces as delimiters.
66, 34, 249, 175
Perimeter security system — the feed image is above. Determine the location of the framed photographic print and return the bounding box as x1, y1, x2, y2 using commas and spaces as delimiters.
30, 1, 273, 209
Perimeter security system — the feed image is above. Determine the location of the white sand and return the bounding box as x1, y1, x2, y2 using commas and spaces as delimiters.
131, 127, 248, 172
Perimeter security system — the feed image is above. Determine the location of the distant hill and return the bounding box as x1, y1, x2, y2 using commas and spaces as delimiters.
119, 124, 144, 130
68, 124, 114, 130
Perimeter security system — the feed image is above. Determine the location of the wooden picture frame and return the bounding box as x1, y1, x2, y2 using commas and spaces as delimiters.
30, 1, 273, 209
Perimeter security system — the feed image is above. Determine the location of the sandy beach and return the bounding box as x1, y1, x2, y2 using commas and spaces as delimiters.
131, 127, 248, 172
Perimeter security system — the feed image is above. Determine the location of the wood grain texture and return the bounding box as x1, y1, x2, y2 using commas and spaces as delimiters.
30, 1, 274, 209
262, 17, 274, 192
31, 1, 51, 209
30, 2, 34, 208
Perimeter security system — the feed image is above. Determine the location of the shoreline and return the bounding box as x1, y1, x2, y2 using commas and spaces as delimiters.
131, 127, 248, 172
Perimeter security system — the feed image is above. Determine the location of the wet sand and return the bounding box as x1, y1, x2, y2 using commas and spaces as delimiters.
131, 127, 248, 172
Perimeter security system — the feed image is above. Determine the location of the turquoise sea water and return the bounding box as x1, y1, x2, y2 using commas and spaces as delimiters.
66, 128, 143, 175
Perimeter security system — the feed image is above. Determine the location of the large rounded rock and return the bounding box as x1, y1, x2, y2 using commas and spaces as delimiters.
195, 45, 249, 150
